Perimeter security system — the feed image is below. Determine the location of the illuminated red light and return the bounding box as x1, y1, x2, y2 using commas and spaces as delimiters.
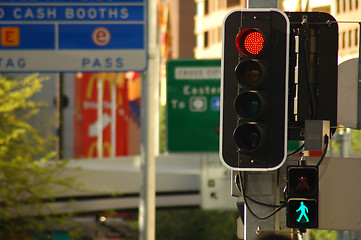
244, 31, 264, 55
236, 29, 265, 56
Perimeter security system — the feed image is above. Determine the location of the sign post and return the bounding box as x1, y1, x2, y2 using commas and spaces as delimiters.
0, 0, 147, 72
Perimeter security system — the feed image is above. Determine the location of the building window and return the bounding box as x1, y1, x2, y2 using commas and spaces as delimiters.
349, 30, 352, 47
343, 0, 346, 11
356, 0, 359, 9
227, 0, 239, 8
336, 0, 340, 12
342, 31, 346, 49
204, 31, 209, 48
204, 0, 209, 15
355, 28, 359, 46
350, 0, 353, 10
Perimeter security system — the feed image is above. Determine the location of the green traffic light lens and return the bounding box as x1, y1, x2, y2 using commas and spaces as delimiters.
235, 60, 264, 87
233, 123, 264, 152
234, 91, 264, 120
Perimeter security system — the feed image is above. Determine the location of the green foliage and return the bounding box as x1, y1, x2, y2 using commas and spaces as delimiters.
309, 230, 337, 240
351, 129, 361, 152
159, 105, 166, 154
156, 208, 238, 240
0, 73, 76, 237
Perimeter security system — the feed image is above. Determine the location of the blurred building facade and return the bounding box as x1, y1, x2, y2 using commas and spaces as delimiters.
191, 0, 360, 63
334, 0, 360, 62
194, 0, 246, 58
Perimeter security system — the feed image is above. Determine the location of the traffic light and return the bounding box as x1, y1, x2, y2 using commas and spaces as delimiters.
287, 166, 319, 229
220, 9, 289, 171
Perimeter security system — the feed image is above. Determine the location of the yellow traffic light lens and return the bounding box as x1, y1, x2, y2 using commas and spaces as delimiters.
243, 61, 262, 87
235, 60, 264, 87
236, 28, 265, 56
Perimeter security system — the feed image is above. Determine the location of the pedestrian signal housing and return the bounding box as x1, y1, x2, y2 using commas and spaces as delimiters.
287, 166, 319, 229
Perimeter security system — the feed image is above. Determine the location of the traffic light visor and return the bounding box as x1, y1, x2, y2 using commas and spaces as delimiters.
236, 28, 265, 56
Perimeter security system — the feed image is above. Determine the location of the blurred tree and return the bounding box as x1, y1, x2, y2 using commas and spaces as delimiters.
159, 105, 166, 154
0, 73, 76, 239
351, 129, 361, 152
309, 230, 337, 240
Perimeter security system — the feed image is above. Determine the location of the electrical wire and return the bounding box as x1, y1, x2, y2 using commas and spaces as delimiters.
236, 172, 286, 220
301, 28, 317, 120
235, 174, 281, 208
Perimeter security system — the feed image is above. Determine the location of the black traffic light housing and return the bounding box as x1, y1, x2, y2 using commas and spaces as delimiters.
286, 12, 338, 140
287, 165, 319, 229
220, 9, 289, 171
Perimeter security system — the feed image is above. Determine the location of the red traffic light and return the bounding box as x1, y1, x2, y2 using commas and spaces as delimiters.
220, 9, 289, 171
236, 28, 265, 56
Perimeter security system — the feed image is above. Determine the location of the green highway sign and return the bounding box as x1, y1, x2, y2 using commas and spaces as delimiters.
166, 59, 221, 152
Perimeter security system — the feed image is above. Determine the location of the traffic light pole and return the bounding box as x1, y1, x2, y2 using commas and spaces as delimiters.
139, 0, 158, 239
242, 171, 281, 239
239, 1, 285, 239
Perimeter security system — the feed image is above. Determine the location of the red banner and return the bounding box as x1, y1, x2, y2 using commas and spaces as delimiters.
74, 73, 129, 158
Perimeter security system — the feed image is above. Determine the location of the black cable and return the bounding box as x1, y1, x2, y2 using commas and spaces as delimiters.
236, 173, 286, 220
287, 142, 305, 157
316, 134, 329, 167
235, 174, 281, 208
299, 25, 317, 120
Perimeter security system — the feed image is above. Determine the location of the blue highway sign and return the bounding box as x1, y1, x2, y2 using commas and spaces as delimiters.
0, 0, 147, 72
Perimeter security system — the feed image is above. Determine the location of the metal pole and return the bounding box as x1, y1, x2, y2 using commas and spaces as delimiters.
97, 79, 103, 159
353, 25, 361, 239
57, 73, 64, 159
243, 2, 282, 240
139, 0, 158, 239
111, 79, 116, 158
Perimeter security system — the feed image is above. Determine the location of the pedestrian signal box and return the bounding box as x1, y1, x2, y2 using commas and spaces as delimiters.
287, 166, 319, 229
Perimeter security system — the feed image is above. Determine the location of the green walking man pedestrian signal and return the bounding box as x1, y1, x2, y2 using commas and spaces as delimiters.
287, 166, 319, 228
296, 201, 309, 223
